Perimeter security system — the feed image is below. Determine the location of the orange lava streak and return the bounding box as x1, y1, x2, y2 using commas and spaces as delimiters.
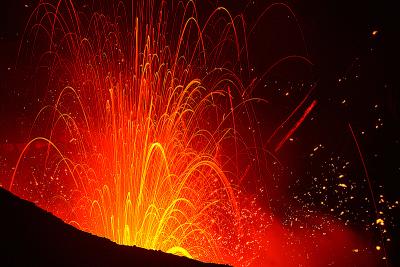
274, 100, 317, 152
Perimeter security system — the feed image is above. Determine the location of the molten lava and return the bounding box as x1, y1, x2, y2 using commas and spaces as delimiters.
8, 0, 263, 265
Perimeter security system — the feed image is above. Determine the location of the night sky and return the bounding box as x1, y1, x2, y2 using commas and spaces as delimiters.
0, 0, 399, 266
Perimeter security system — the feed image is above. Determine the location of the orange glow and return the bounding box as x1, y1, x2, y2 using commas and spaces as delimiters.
8, 0, 265, 265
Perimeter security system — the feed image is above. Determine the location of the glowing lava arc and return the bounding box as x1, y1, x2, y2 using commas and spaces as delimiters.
8, 0, 265, 265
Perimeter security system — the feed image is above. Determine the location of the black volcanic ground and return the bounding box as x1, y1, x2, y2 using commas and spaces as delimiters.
0, 187, 228, 267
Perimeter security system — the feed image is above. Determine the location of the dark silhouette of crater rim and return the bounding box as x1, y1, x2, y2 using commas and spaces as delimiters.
0, 187, 230, 267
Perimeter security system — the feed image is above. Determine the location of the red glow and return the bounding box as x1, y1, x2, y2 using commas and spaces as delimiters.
8, 1, 265, 265
2, 1, 380, 266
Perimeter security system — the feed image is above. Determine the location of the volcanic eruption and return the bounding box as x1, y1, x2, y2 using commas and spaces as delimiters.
1, 0, 396, 266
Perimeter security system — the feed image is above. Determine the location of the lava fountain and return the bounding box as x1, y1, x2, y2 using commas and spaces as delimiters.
7, 0, 266, 265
